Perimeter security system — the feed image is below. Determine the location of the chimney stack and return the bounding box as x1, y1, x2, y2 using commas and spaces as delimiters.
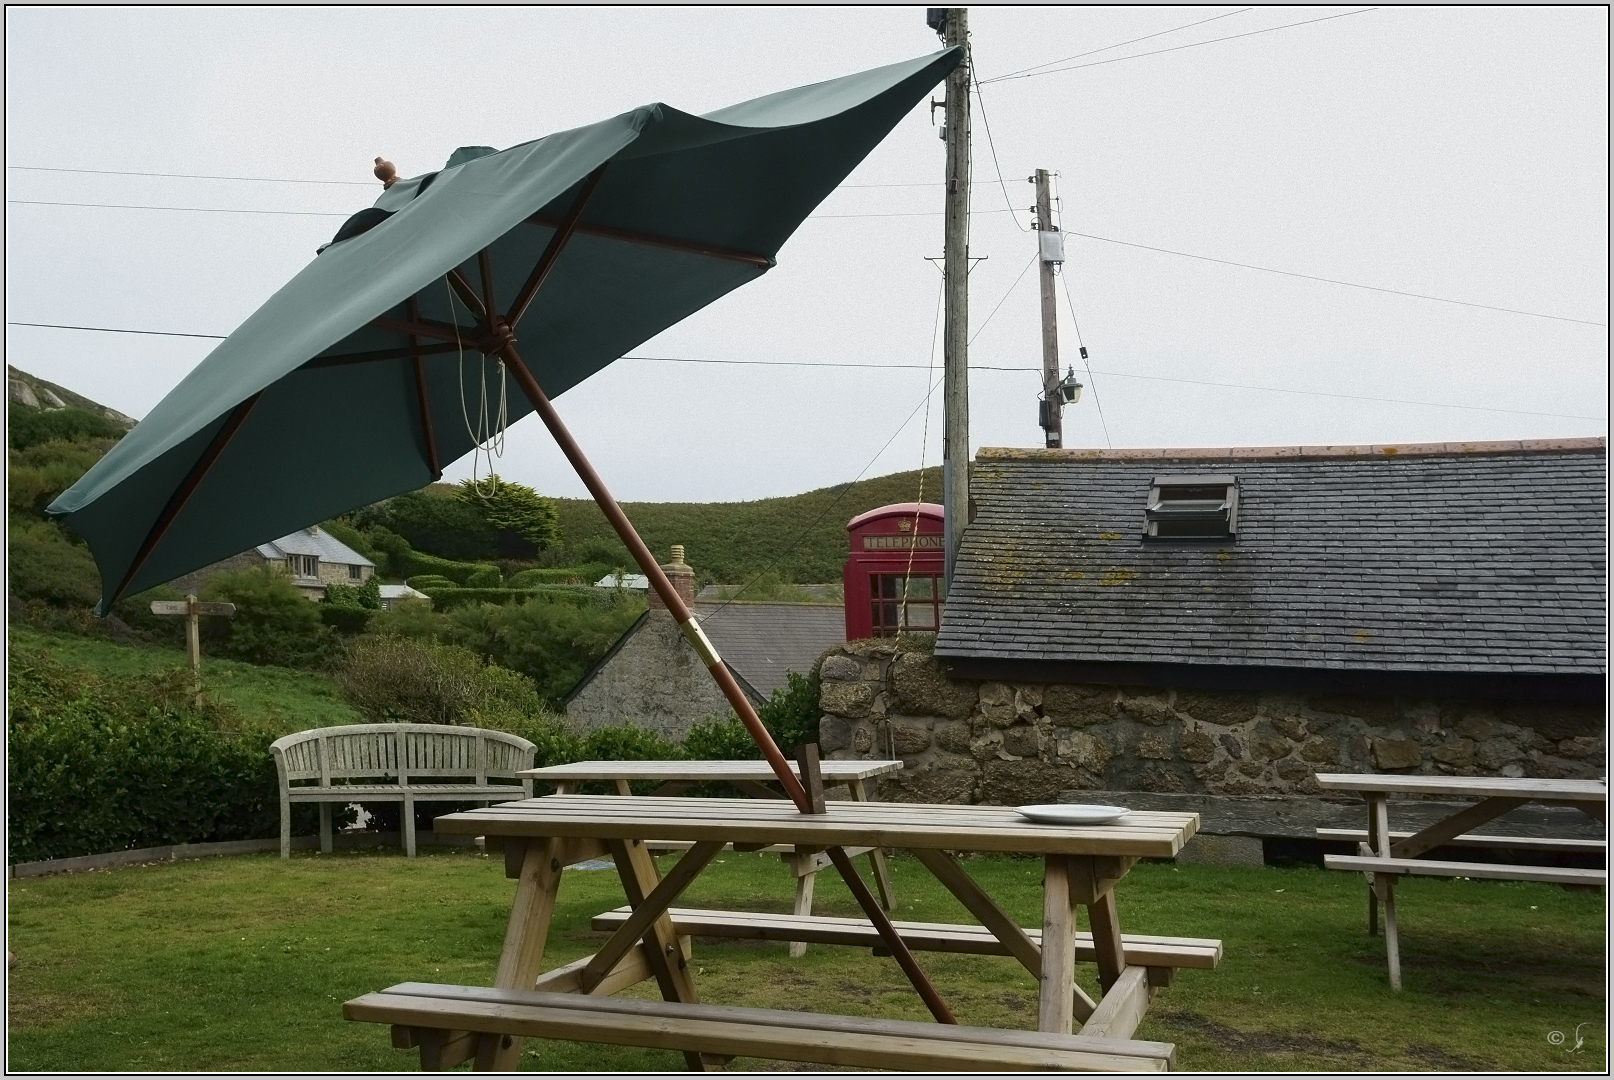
647, 544, 696, 611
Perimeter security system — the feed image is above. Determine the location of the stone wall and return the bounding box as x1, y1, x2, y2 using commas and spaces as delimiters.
815, 640, 1605, 833
565, 612, 738, 742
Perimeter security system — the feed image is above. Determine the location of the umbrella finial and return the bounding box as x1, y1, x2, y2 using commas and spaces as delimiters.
373, 157, 398, 189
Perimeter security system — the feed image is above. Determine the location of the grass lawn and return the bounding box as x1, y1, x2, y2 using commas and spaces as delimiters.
6, 847, 1604, 1072
8, 625, 360, 733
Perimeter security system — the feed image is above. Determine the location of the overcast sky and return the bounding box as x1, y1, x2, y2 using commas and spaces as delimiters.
6, 6, 1607, 503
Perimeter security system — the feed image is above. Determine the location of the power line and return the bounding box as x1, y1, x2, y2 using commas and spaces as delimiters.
6, 164, 374, 185
980, 8, 1379, 84
8, 163, 1000, 191
989, 7, 1253, 82
1067, 231, 1609, 328
7, 199, 348, 218
969, 59, 1030, 232
1058, 270, 1113, 448
10, 321, 1600, 421
6, 198, 1018, 222
969, 251, 1039, 344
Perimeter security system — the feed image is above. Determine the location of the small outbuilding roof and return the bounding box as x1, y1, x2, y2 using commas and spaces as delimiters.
935, 438, 1605, 694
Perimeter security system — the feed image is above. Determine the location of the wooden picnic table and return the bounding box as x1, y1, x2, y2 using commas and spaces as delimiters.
344, 795, 1209, 1071
1314, 773, 1607, 990
523, 759, 904, 955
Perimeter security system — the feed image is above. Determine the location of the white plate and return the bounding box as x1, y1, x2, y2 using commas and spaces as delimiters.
1016, 804, 1130, 826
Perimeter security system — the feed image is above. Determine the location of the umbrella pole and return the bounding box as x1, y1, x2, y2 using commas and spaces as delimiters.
498, 345, 807, 808
500, 346, 958, 1025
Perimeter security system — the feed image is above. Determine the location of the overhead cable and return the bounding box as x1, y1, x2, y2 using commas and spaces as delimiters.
1067, 231, 1609, 327
980, 8, 1379, 84
9, 321, 1601, 421
989, 7, 1253, 82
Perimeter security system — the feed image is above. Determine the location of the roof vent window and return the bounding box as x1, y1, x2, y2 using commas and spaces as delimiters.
1144, 474, 1238, 540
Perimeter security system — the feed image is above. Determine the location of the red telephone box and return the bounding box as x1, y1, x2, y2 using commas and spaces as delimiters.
843, 502, 946, 640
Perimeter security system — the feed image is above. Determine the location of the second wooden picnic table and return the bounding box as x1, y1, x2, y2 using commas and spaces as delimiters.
524, 758, 903, 954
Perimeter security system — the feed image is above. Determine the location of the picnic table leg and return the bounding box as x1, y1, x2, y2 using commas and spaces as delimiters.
1037, 855, 1080, 1034
1364, 794, 1385, 936
1370, 796, 1403, 991
607, 836, 716, 1072
475, 834, 567, 1071
848, 779, 897, 911
789, 856, 816, 959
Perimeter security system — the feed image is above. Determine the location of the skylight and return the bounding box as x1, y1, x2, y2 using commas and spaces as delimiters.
1143, 474, 1238, 540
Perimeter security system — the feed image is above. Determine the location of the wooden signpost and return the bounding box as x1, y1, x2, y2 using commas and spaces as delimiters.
149, 594, 236, 703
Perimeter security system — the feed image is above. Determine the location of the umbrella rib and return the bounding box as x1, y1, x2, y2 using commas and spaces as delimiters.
407, 296, 443, 479
523, 214, 772, 270
370, 315, 474, 345
302, 341, 464, 369
446, 269, 488, 323
106, 392, 262, 610
507, 165, 609, 328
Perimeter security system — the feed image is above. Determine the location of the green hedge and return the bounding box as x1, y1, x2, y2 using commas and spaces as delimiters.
420, 584, 610, 611
389, 548, 501, 584
506, 564, 609, 588
6, 652, 295, 863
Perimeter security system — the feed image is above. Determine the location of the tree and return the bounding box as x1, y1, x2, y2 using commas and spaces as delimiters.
459, 476, 560, 556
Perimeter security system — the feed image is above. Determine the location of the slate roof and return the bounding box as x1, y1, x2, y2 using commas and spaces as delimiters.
934, 439, 1606, 676
255, 527, 374, 567
693, 601, 845, 697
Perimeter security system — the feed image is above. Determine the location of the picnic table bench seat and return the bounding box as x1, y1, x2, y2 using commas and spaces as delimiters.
270, 723, 535, 858
592, 905, 1223, 973
346, 981, 1178, 1072
1323, 854, 1606, 887
1316, 828, 1605, 854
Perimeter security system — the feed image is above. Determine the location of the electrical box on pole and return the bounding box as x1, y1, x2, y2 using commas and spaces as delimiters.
1033, 168, 1065, 448
939, 7, 971, 589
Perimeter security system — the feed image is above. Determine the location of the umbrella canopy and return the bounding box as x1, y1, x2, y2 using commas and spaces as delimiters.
50, 48, 961, 612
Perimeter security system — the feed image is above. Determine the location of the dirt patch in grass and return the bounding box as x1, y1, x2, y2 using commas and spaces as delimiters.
8, 988, 118, 1029
1155, 1011, 1493, 1071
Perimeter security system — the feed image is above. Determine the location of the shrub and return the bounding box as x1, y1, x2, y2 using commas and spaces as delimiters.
8, 438, 119, 517
681, 671, 821, 762
447, 591, 646, 703
8, 515, 101, 607
337, 635, 546, 727
9, 406, 127, 450
388, 547, 500, 585
465, 566, 503, 588
7, 651, 289, 862
200, 565, 340, 668
364, 597, 449, 640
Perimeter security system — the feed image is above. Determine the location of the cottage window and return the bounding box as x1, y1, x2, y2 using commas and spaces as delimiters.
290, 554, 319, 578
348, 564, 363, 581
869, 573, 946, 636
1143, 474, 1238, 540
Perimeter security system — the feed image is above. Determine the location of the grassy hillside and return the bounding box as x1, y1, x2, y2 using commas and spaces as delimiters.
550, 466, 944, 585
8, 625, 360, 732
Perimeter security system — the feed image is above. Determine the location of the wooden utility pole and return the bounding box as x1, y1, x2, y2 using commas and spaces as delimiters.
941, 6, 971, 587
1033, 168, 1064, 447
150, 594, 235, 704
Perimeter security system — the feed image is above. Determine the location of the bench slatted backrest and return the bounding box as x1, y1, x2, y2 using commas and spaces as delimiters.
271, 724, 536, 793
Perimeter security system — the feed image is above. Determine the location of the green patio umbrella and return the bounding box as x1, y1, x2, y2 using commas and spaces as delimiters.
49, 46, 963, 1021
51, 46, 958, 613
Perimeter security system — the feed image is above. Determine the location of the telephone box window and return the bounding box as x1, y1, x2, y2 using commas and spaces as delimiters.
869, 573, 946, 636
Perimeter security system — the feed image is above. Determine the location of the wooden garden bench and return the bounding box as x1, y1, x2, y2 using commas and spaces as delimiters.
592, 906, 1223, 977
347, 981, 1178, 1071
270, 723, 535, 858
